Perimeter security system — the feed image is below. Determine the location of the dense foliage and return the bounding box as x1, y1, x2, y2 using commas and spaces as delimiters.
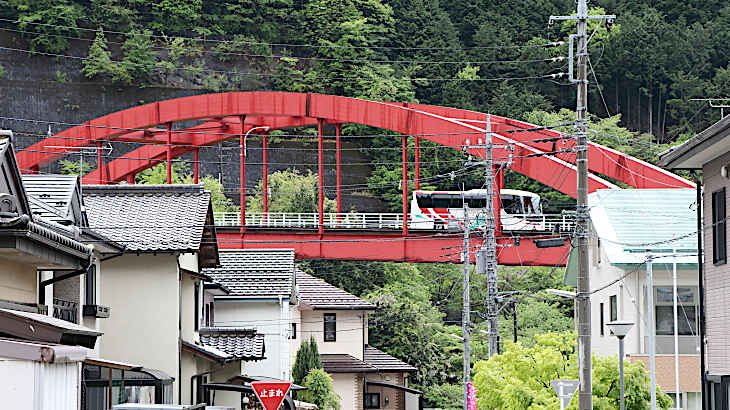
292, 337, 323, 387
299, 368, 341, 410
473, 332, 673, 409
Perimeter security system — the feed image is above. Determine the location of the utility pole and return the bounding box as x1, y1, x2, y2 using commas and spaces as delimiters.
548, 2, 615, 409
461, 205, 471, 410
480, 115, 499, 357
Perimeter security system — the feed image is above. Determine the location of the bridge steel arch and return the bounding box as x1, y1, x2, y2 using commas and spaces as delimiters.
16, 92, 694, 265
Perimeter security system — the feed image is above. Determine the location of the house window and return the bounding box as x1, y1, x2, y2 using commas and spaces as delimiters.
655, 287, 698, 336
324, 313, 336, 342
194, 283, 200, 331
290, 322, 297, 340
600, 303, 605, 336
364, 392, 380, 409
712, 188, 726, 264
609, 295, 617, 322
85, 265, 96, 306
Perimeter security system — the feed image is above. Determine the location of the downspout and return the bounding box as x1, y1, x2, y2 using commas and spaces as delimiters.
178, 257, 182, 405
692, 170, 707, 410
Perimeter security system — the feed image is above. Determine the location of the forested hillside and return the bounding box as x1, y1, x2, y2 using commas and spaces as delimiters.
1, 1, 723, 407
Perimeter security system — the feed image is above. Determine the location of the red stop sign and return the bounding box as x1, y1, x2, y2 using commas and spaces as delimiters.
251, 381, 292, 410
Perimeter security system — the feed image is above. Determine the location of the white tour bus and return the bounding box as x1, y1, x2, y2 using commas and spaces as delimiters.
409, 188, 546, 231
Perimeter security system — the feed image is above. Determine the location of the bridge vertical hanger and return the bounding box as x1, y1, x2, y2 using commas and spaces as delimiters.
96, 141, 104, 184
239, 115, 247, 233
415, 137, 421, 190
193, 148, 199, 184
166, 122, 172, 184
318, 119, 325, 235
262, 130, 269, 218
126, 174, 135, 184
335, 124, 342, 214
402, 135, 408, 236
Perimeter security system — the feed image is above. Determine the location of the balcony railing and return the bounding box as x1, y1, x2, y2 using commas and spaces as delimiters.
53, 298, 78, 324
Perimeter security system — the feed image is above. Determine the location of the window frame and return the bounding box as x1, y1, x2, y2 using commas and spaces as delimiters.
194, 283, 200, 331
324, 313, 336, 342
713, 188, 727, 265
654, 286, 698, 336
85, 264, 96, 306
609, 295, 617, 322
364, 392, 381, 409
600, 302, 605, 336
290, 322, 297, 340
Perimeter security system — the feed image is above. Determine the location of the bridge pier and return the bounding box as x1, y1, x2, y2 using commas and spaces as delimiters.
239, 115, 246, 234
262, 131, 268, 217
193, 148, 199, 184
317, 119, 325, 235
166, 122, 172, 184
402, 134, 408, 236
414, 136, 421, 190
336, 123, 342, 214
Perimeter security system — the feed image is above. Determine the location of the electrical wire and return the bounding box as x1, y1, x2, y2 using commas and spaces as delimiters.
0, 45, 566, 83
0, 18, 565, 51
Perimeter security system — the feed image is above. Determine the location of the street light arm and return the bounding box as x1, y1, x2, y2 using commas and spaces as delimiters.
243, 125, 270, 157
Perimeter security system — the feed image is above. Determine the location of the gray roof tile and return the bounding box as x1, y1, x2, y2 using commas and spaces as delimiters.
203, 250, 295, 298
363, 345, 416, 372
296, 271, 375, 310
320, 354, 377, 373
199, 327, 265, 360
82, 184, 213, 252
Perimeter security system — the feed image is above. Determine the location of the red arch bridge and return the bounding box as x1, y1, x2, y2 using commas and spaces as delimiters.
17, 92, 693, 265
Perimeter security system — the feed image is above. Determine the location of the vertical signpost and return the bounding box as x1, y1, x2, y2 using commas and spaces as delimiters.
251, 381, 292, 410
551, 380, 580, 410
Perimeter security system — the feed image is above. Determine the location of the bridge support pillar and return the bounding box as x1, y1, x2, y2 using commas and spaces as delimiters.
166, 122, 172, 184
414, 136, 420, 190
239, 115, 246, 233
126, 174, 135, 184
193, 148, 199, 184
96, 142, 105, 184
336, 123, 342, 214
494, 165, 503, 235
262, 131, 269, 217
318, 119, 325, 235
402, 134, 408, 236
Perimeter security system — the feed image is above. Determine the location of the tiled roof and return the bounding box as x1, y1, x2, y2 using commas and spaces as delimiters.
83, 184, 213, 252
181, 339, 231, 362
363, 345, 416, 372
199, 327, 265, 360
320, 354, 378, 373
22, 174, 81, 226
203, 250, 295, 298
296, 271, 375, 310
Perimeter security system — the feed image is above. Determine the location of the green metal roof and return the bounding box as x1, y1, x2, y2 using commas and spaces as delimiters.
564, 188, 698, 286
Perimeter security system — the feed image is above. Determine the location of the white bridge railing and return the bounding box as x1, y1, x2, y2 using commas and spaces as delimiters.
214, 211, 575, 232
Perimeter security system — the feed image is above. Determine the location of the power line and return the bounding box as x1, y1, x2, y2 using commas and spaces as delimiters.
0, 45, 566, 83
0, 18, 565, 51
0, 26, 568, 67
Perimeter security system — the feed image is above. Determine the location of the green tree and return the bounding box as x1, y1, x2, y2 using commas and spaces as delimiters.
59, 159, 94, 176
81, 30, 114, 80
15, 0, 83, 53
298, 368, 341, 410
116, 30, 158, 84
246, 169, 335, 213
473, 332, 673, 409
292, 337, 322, 386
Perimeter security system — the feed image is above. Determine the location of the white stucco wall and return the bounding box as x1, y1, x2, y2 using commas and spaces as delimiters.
0, 258, 38, 304
98, 254, 181, 402
215, 299, 289, 379
180, 273, 200, 344
300, 310, 366, 360
589, 235, 700, 357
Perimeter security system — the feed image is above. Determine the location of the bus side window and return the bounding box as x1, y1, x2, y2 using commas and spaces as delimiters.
416, 194, 432, 208
467, 198, 486, 208
501, 195, 522, 214
432, 195, 451, 208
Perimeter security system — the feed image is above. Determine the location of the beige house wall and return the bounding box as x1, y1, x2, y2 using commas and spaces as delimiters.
365, 372, 407, 410
0, 258, 37, 304
704, 152, 730, 375
180, 272, 199, 344
98, 254, 181, 402
300, 310, 366, 360
331, 372, 361, 410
